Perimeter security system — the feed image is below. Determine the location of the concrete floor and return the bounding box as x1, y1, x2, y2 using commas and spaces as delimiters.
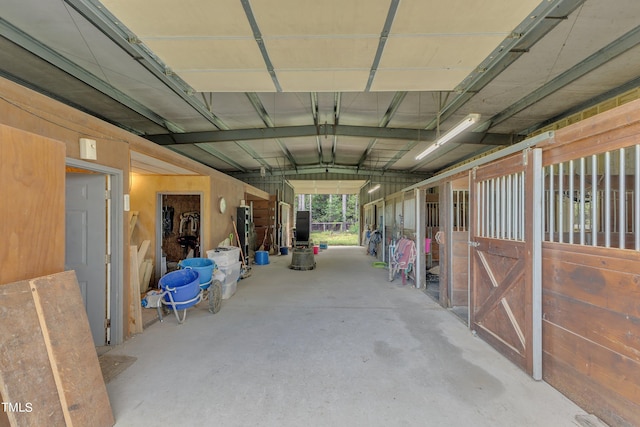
106, 246, 591, 426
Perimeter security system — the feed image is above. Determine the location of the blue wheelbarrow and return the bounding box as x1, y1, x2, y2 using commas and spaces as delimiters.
157, 258, 222, 324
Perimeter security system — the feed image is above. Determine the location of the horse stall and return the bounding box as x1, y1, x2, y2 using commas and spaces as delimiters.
416, 178, 470, 322
386, 191, 418, 285
535, 101, 640, 425
363, 199, 385, 261
406, 98, 640, 425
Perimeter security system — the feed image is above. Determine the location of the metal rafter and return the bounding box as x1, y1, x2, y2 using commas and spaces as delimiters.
332, 92, 341, 165
0, 17, 179, 133
146, 124, 512, 145
167, 144, 248, 173
521, 75, 640, 136
63, 0, 230, 130
365, 0, 401, 92
489, 23, 640, 129
232, 165, 430, 179
357, 91, 407, 168
246, 93, 297, 170
310, 92, 323, 163
240, 0, 282, 92
422, 0, 586, 131
193, 144, 248, 172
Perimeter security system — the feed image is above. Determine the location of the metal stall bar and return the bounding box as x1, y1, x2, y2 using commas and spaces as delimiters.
592, 155, 598, 246
605, 151, 611, 248
549, 164, 555, 242
520, 172, 526, 241
558, 162, 564, 243
579, 157, 586, 245
500, 176, 506, 239
507, 174, 513, 240
619, 148, 626, 249
569, 160, 575, 244
483, 180, 488, 237
478, 182, 483, 237
462, 190, 468, 230
476, 183, 481, 237
456, 190, 461, 231
491, 178, 496, 238
497, 178, 501, 238
516, 173, 521, 240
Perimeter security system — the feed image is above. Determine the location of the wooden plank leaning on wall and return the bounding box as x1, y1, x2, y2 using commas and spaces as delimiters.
0, 271, 114, 427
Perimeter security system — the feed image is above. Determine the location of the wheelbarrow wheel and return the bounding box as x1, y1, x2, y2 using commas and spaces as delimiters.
208, 280, 222, 314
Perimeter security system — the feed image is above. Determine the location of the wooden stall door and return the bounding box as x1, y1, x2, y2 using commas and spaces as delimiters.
469, 149, 541, 377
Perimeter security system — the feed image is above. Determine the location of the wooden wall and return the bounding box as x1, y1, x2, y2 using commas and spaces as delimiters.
450, 231, 468, 307
248, 194, 277, 252
542, 243, 640, 425
0, 125, 65, 285
537, 99, 640, 426
0, 76, 269, 339
0, 77, 132, 337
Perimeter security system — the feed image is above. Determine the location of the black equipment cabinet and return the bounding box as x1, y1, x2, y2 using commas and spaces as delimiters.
237, 206, 250, 266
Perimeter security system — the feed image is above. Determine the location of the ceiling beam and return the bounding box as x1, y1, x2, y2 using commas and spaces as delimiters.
521, 75, 640, 136
0, 17, 179, 132
63, 0, 230, 130
365, 0, 401, 92
489, 23, 640, 129
146, 124, 512, 145
423, 0, 587, 130
382, 140, 423, 171
240, 0, 282, 91
232, 165, 430, 179
357, 91, 407, 168
166, 144, 248, 173
310, 92, 323, 163
332, 92, 341, 165
192, 144, 248, 172
246, 92, 297, 169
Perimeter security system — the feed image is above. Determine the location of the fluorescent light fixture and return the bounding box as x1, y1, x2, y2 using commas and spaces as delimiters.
415, 113, 481, 161
368, 184, 381, 194
415, 143, 438, 161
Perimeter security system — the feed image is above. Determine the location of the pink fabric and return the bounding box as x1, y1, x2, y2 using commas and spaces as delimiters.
394, 238, 416, 269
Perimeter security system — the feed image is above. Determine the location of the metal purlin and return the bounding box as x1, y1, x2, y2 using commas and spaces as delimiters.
365, 0, 401, 92
64, 0, 228, 130
240, 0, 282, 92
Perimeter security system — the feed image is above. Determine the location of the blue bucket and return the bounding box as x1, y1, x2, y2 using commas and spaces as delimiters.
280, 247, 289, 255
255, 250, 269, 265
178, 257, 215, 288
159, 269, 200, 310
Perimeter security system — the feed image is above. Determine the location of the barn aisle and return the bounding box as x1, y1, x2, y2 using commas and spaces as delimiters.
105, 246, 589, 426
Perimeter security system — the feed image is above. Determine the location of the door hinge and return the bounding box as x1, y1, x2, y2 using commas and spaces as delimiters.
104, 318, 111, 328
468, 241, 480, 247
105, 189, 111, 200
105, 253, 111, 264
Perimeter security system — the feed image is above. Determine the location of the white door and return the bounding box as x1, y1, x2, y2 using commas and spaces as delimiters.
65, 173, 107, 346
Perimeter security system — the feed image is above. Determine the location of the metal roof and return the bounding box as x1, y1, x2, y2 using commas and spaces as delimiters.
2, 0, 640, 192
